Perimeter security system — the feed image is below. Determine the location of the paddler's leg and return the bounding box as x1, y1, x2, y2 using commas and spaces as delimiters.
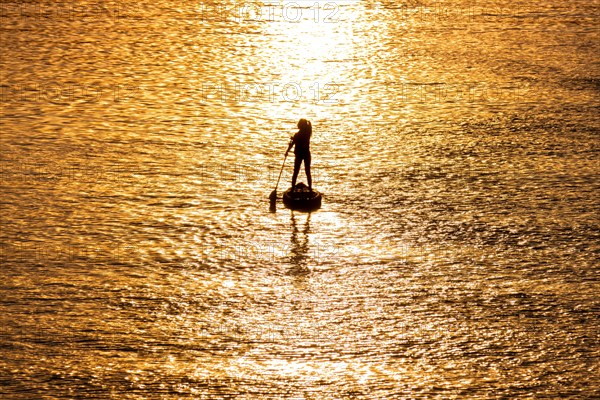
305, 153, 312, 192
291, 155, 302, 190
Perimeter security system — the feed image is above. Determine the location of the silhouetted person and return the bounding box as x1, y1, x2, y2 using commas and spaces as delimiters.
286, 119, 312, 192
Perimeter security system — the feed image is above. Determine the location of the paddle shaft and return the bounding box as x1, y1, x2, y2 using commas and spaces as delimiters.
274, 152, 288, 192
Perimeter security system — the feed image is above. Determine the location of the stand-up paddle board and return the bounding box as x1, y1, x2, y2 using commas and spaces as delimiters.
282, 182, 322, 211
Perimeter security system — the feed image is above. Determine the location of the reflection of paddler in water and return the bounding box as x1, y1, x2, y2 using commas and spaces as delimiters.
289, 212, 311, 271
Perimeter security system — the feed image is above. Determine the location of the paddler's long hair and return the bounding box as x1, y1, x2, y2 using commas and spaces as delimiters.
297, 118, 312, 137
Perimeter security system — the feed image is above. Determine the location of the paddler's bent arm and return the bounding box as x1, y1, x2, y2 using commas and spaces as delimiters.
285, 137, 294, 155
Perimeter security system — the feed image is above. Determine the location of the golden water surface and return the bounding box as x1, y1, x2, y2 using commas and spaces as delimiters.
1, 0, 599, 398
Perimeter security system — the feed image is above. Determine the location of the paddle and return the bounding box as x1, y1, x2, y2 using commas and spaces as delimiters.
269, 141, 292, 205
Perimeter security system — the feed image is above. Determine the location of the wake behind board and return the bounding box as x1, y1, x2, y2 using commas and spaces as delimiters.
283, 182, 322, 211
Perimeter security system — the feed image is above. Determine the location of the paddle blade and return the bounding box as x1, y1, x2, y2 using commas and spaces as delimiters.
269, 190, 277, 212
